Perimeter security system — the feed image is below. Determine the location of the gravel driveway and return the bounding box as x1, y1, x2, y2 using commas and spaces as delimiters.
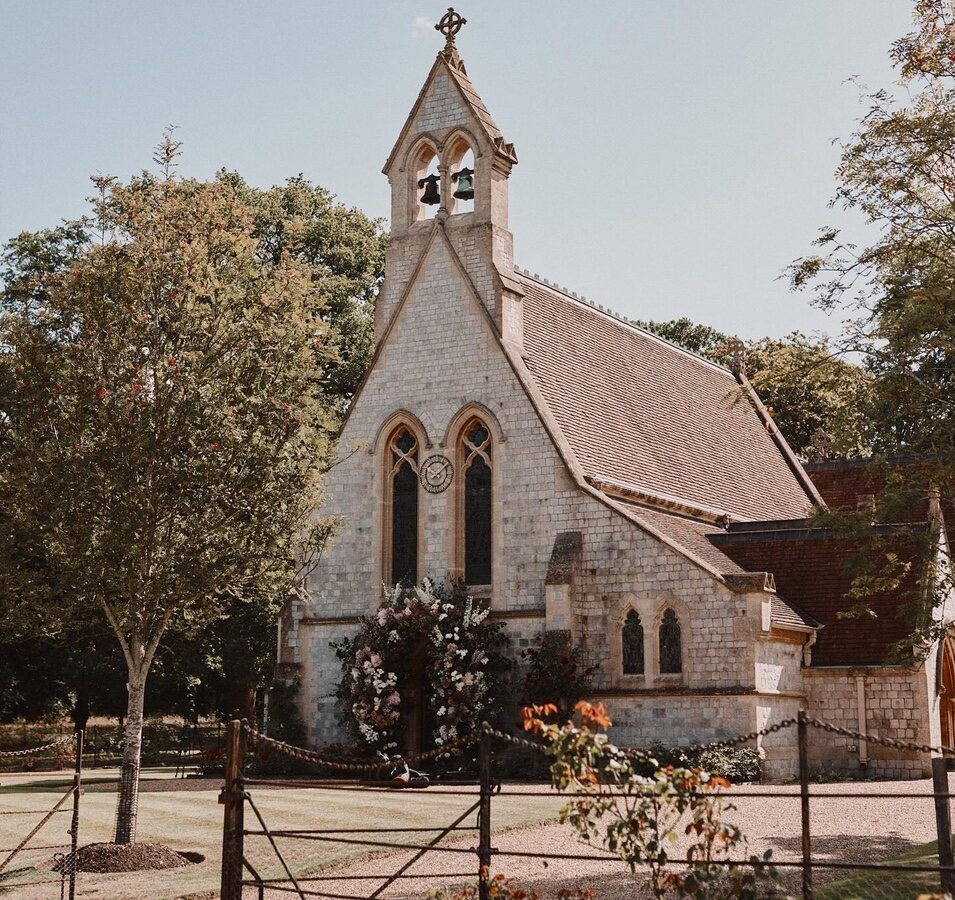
251, 777, 949, 899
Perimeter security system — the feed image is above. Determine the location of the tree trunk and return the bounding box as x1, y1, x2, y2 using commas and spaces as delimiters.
114, 669, 147, 844
223, 679, 257, 722
72, 684, 90, 733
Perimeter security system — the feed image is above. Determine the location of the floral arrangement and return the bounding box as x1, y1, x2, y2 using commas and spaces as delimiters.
332, 579, 510, 751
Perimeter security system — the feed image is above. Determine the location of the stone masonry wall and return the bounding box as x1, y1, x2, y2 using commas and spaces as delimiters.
297, 228, 795, 750
803, 666, 934, 779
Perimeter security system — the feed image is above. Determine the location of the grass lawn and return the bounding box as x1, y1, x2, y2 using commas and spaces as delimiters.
814, 841, 947, 900
0, 769, 564, 900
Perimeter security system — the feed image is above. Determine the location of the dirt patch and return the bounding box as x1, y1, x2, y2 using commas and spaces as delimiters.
68, 841, 203, 873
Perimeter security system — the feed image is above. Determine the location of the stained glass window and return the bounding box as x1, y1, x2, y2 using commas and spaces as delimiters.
390, 428, 418, 585
463, 420, 492, 586
622, 610, 644, 675
659, 608, 682, 674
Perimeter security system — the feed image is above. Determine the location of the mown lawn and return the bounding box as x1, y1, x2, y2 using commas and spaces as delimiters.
814, 840, 947, 900
0, 769, 564, 900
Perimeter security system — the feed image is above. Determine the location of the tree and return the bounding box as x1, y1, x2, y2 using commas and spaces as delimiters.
219, 171, 386, 412
0, 135, 336, 843
789, 0, 955, 648
639, 319, 872, 459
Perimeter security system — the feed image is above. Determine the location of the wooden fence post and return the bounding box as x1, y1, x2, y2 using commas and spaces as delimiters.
219, 720, 247, 900
478, 725, 492, 900
932, 755, 955, 895
68, 730, 83, 900
798, 710, 813, 900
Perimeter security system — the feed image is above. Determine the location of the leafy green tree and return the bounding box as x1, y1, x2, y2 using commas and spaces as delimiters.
0, 135, 337, 843
219, 172, 386, 411
789, 0, 955, 650
742, 334, 873, 459
636, 316, 732, 360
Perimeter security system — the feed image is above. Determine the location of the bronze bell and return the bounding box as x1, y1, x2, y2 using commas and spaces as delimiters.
417, 174, 440, 205
452, 167, 474, 201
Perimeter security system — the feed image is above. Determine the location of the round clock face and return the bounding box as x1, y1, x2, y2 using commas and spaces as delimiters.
420, 454, 454, 493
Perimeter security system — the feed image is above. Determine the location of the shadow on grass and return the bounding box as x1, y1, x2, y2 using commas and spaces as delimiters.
0, 776, 117, 795
814, 841, 945, 899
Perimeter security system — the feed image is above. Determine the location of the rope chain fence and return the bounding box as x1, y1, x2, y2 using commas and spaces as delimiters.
0, 734, 75, 758
223, 713, 955, 900
0, 731, 82, 900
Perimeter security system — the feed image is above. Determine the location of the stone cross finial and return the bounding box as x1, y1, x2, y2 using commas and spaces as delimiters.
436, 7, 466, 49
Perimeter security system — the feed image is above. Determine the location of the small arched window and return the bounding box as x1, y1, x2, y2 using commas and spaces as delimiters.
389, 427, 419, 585
622, 610, 644, 676
659, 608, 683, 675
462, 419, 492, 586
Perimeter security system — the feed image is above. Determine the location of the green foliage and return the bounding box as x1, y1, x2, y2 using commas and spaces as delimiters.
695, 746, 762, 783
633, 742, 762, 784
217, 171, 386, 410
523, 702, 779, 899
332, 579, 511, 751
788, 0, 955, 651
0, 134, 348, 840
520, 631, 596, 715
636, 317, 733, 360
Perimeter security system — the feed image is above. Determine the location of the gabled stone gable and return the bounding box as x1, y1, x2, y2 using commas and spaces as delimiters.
295, 227, 784, 746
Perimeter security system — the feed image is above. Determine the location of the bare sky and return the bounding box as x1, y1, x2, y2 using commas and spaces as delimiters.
0, 0, 914, 340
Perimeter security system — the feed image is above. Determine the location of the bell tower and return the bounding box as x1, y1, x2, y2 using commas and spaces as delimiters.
377, 8, 524, 349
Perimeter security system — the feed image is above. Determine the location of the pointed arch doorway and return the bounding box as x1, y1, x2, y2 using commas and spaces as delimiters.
402, 640, 435, 754
940, 637, 955, 752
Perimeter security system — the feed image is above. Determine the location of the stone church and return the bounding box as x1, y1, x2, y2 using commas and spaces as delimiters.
279, 11, 954, 779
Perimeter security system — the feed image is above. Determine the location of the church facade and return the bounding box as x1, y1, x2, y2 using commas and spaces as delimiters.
279, 14, 954, 779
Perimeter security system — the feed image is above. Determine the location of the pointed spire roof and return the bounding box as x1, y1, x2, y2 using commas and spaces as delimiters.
383, 15, 516, 175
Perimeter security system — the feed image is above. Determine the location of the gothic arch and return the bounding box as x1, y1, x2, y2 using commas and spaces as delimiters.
609, 592, 690, 685
654, 594, 690, 679
377, 414, 428, 590
443, 130, 479, 216
447, 406, 502, 592
441, 402, 505, 449
371, 410, 432, 456
940, 635, 955, 750
407, 137, 441, 223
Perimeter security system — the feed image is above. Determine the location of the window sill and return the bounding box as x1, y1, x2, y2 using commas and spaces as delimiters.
468, 584, 493, 599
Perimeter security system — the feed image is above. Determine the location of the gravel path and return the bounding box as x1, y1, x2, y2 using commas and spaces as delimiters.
250, 778, 948, 899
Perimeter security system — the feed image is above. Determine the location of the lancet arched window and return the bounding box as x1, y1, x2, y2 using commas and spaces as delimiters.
461, 418, 492, 586
659, 608, 683, 675
622, 610, 645, 676
388, 427, 419, 585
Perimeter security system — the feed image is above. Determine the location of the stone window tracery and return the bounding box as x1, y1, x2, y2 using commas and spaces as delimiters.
622, 610, 645, 676
388, 427, 419, 585
659, 608, 683, 675
461, 418, 492, 586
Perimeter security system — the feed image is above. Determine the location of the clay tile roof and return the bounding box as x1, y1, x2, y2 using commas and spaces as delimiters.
518, 274, 815, 521
619, 505, 816, 630
710, 525, 926, 666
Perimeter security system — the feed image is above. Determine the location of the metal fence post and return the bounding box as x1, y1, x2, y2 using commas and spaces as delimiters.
68, 731, 83, 900
478, 725, 492, 900
219, 720, 247, 900
798, 709, 813, 900
932, 755, 955, 895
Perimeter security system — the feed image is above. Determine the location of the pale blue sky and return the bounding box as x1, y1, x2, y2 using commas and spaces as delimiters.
1, 1, 913, 340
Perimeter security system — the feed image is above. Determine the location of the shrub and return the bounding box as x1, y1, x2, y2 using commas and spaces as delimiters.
633, 743, 762, 784
520, 631, 596, 717
695, 746, 762, 783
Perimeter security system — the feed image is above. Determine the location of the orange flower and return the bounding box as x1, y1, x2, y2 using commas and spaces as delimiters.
574, 700, 612, 730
